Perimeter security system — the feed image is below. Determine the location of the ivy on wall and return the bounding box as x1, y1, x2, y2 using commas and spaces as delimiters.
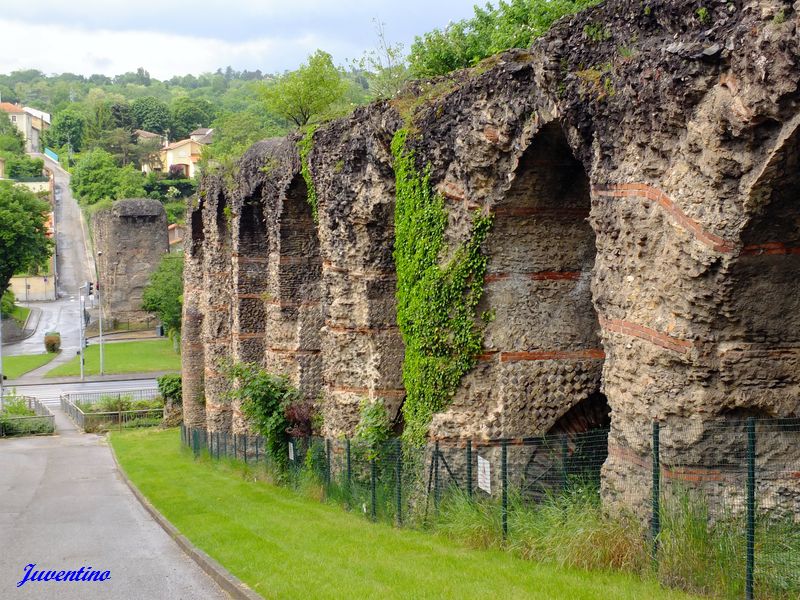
392, 128, 493, 445
298, 125, 319, 222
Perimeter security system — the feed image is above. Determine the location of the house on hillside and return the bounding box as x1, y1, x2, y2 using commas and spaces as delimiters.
136, 129, 167, 173
139, 128, 213, 178
0, 102, 50, 152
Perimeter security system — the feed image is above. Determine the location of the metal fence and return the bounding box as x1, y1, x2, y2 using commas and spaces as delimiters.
0, 395, 55, 437
61, 389, 163, 433
182, 418, 800, 599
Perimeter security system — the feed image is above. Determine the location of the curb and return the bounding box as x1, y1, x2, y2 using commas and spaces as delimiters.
9, 370, 179, 386
108, 442, 263, 600
1, 306, 42, 345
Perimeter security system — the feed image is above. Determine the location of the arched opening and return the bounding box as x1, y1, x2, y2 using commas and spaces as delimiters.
233, 191, 269, 365
481, 120, 603, 438
264, 176, 323, 400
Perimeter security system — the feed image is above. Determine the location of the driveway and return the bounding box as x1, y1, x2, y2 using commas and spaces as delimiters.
0, 411, 228, 599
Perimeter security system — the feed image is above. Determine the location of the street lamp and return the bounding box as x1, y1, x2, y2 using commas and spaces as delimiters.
96, 251, 104, 376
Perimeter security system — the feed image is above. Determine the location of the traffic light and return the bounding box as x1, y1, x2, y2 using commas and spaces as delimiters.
87, 281, 94, 295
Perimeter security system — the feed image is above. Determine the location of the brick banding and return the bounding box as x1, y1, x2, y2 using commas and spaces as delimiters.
593, 183, 737, 253
493, 207, 589, 219
234, 256, 269, 263
741, 242, 800, 256
485, 271, 584, 283
331, 386, 406, 398
233, 332, 267, 340
265, 299, 320, 308
322, 261, 396, 280
325, 323, 399, 334
268, 348, 321, 356
600, 316, 693, 354
500, 349, 605, 362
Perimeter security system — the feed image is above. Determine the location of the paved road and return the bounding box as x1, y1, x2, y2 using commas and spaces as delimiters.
5, 155, 92, 361
0, 411, 227, 599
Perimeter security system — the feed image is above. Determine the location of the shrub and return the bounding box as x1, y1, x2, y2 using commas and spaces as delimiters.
157, 374, 182, 406
44, 331, 61, 353
1, 289, 15, 316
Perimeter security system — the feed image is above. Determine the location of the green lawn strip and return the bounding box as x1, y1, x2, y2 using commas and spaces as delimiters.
45, 339, 180, 377
10, 304, 31, 327
110, 428, 695, 600
3, 352, 57, 379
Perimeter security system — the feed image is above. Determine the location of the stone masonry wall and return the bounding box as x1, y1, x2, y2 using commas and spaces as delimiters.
93, 198, 168, 324
181, 0, 800, 512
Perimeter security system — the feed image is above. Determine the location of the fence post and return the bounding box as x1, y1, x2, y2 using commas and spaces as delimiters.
233, 434, 238, 461
651, 420, 661, 569
501, 440, 508, 540
466, 440, 473, 499
561, 434, 569, 490
223, 432, 227, 458
192, 429, 198, 458
255, 435, 259, 463
325, 439, 332, 492
346, 438, 352, 489
243, 435, 248, 464
433, 441, 440, 513
370, 456, 377, 522
395, 438, 403, 526
746, 417, 756, 600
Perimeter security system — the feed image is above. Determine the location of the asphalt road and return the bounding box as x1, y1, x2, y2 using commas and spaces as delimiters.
5, 155, 92, 360
0, 412, 227, 599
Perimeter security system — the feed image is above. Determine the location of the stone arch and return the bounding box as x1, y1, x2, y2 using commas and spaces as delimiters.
232, 188, 269, 364
432, 120, 603, 440
718, 121, 800, 416
263, 175, 323, 400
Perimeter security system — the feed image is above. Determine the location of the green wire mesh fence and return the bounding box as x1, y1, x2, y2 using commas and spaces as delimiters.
181, 417, 800, 599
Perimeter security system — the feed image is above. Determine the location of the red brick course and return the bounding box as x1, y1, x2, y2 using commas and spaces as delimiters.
593, 183, 737, 253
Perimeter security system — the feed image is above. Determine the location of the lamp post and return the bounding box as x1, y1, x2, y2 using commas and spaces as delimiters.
96, 251, 104, 376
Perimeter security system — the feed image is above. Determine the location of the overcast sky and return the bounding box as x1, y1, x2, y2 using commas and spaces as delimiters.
0, 0, 479, 78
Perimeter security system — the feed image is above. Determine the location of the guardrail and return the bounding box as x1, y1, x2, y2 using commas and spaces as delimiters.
0, 396, 55, 437
60, 389, 163, 433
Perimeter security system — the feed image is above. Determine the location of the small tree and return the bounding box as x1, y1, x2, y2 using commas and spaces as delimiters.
354, 20, 410, 99
43, 108, 86, 152
131, 96, 171, 134
261, 50, 346, 127
142, 253, 184, 344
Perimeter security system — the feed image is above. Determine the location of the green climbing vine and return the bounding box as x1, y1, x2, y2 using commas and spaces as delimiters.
391, 128, 493, 445
299, 125, 319, 221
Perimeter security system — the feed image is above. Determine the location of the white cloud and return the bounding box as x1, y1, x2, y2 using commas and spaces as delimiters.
0, 19, 362, 78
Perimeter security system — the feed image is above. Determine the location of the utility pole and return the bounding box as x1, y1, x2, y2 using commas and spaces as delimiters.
79, 282, 88, 381
96, 252, 104, 376
0, 305, 4, 409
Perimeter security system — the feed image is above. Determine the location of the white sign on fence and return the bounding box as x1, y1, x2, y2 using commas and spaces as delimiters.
477, 455, 491, 494
288, 441, 295, 461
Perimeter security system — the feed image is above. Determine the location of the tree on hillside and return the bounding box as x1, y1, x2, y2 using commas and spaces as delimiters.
131, 96, 171, 134
43, 107, 86, 152
408, 0, 599, 77
261, 50, 346, 127
70, 148, 144, 204
0, 182, 53, 294
142, 253, 184, 341
170, 97, 216, 140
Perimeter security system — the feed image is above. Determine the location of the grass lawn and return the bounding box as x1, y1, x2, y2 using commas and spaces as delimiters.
10, 304, 30, 327
110, 428, 695, 600
45, 339, 180, 377
2, 352, 57, 379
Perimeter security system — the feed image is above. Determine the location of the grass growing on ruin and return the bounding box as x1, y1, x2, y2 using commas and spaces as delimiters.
110, 428, 693, 600
45, 339, 180, 377
2, 352, 57, 379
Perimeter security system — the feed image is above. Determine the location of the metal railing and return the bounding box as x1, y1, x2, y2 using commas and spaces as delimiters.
61, 389, 163, 433
0, 395, 55, 437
